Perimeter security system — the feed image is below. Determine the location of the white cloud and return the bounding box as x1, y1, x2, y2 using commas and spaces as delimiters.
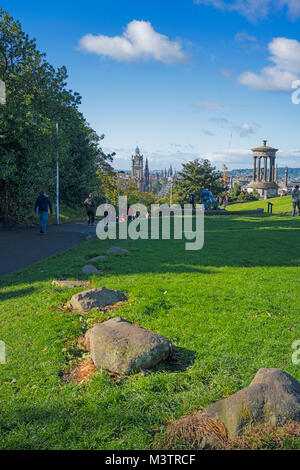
194, 0, 300, 21
238, 37, 300, 91
202, 148, 252, 168
221, 68, 232, 79
79, 20, 186, 64
235, 31, 257, 42
210, 117, 256, 137
196, 101, 229, 110
239, 122, 255, 137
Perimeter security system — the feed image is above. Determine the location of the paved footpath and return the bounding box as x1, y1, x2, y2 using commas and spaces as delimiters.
0, 221, 96, 278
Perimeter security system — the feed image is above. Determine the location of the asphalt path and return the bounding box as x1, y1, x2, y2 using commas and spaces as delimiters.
0, 221, 96, 278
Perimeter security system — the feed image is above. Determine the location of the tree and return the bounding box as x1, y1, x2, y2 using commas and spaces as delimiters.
237, 189, 260, 202
0, 9, 112, 222
230, 182, 242, 201
151, 179, 162, 195
174, 158, 224, 204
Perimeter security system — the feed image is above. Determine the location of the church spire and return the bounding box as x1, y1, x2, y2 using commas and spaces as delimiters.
144, 158, 150, 192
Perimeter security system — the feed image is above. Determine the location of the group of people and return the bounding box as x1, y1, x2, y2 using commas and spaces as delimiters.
33, 191, 96, 235
34, 185, 300, 234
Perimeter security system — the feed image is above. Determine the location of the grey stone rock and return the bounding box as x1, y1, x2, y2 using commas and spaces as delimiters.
70, 287, 126, 312
204, 368, 300, 436
89, 316, 172, 374
52, 280, 91, 288
107, 246, 130, 255
89, 255, 106, 262
82, 264, 100, 274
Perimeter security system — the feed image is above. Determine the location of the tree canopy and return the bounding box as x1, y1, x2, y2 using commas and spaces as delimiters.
0, 9, 112, 222
172, 158, 224, 204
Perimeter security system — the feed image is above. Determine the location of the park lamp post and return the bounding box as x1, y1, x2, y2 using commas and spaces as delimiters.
116, 170, 120, 217
56, 122, 59, 225
170, 182, 173, 207
0, 80, 6, 106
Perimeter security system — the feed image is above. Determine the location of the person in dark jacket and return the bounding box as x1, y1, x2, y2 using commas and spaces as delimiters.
292, 185, 300, 217
34, 189, 53, 234
84, 194, 96, 225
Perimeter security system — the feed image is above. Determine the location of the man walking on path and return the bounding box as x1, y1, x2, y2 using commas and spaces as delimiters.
292, 185, 300, 217
84, 193, 96, 225
34, 189, 53, 234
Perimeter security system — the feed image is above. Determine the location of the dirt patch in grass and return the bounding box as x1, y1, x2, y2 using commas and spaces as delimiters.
157, 414, 300, 450
62, 358, 98, 384
228, 421, 300, 450
158, 414, 228, 450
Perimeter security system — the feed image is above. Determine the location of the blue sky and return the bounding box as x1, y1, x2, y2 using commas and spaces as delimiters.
3, 0, 300, 170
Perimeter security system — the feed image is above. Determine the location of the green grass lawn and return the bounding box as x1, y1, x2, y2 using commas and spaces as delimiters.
0, 214, 299, 449
228, 195, 293, 214
48, 204, 86, 225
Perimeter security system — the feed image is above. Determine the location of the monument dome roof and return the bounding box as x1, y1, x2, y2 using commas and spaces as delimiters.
251, 140, 278, 152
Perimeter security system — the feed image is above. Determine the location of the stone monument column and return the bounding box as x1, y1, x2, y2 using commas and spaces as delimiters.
253, 156, 257, 181
263, 156, 268, 181
257, 157, 261, 181
271, 157, 275, 182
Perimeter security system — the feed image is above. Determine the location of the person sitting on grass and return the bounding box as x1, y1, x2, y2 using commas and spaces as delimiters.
34, 189, 53, 234
292, 185, 300, 217
84, 193, 96, 225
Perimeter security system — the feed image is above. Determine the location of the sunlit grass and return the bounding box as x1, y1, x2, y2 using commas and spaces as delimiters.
0, 214, 299, 449
229, 195, 292, 214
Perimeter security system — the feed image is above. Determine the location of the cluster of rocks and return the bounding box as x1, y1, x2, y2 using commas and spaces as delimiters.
53, 279, 172, 373
52, 245, 300, 438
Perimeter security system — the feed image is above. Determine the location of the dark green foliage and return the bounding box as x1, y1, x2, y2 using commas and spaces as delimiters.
173, 158, 224, 204
0, 9, 111, 222
230, 183, 259, 202
230, 182, 242, 201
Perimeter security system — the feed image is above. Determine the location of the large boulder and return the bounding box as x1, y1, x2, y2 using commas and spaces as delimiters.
70, 287, 126, 312
204, 368, 300, 436
107, 246, 130, 255
82, 264, 100, 274
88, 316, 172, 374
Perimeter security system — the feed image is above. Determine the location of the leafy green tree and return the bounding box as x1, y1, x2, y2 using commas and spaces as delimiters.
0, 9, 112, 222
173, 158, 224, 204
230, 182, 242, 201
237, 189, 260, 202
151, 179, 162, 195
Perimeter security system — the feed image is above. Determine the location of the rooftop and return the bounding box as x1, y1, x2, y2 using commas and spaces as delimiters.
251, 140, 278, 153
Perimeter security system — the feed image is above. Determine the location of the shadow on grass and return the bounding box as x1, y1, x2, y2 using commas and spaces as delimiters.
0, 287, 35, 301
0, 215, 300, 291
154, 346, 197, 373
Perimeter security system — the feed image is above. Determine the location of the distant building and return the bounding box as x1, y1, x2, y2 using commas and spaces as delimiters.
144, 158, 150, 192
247, 140, 279, 198
131, 147, 152, 192
131, 146, 144, 191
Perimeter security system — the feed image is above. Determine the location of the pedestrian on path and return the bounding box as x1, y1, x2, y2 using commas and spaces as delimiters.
223, 195, 229, 210
292, 185, 300, 217
84, 193, 96, 225
34, 189, 53, 234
